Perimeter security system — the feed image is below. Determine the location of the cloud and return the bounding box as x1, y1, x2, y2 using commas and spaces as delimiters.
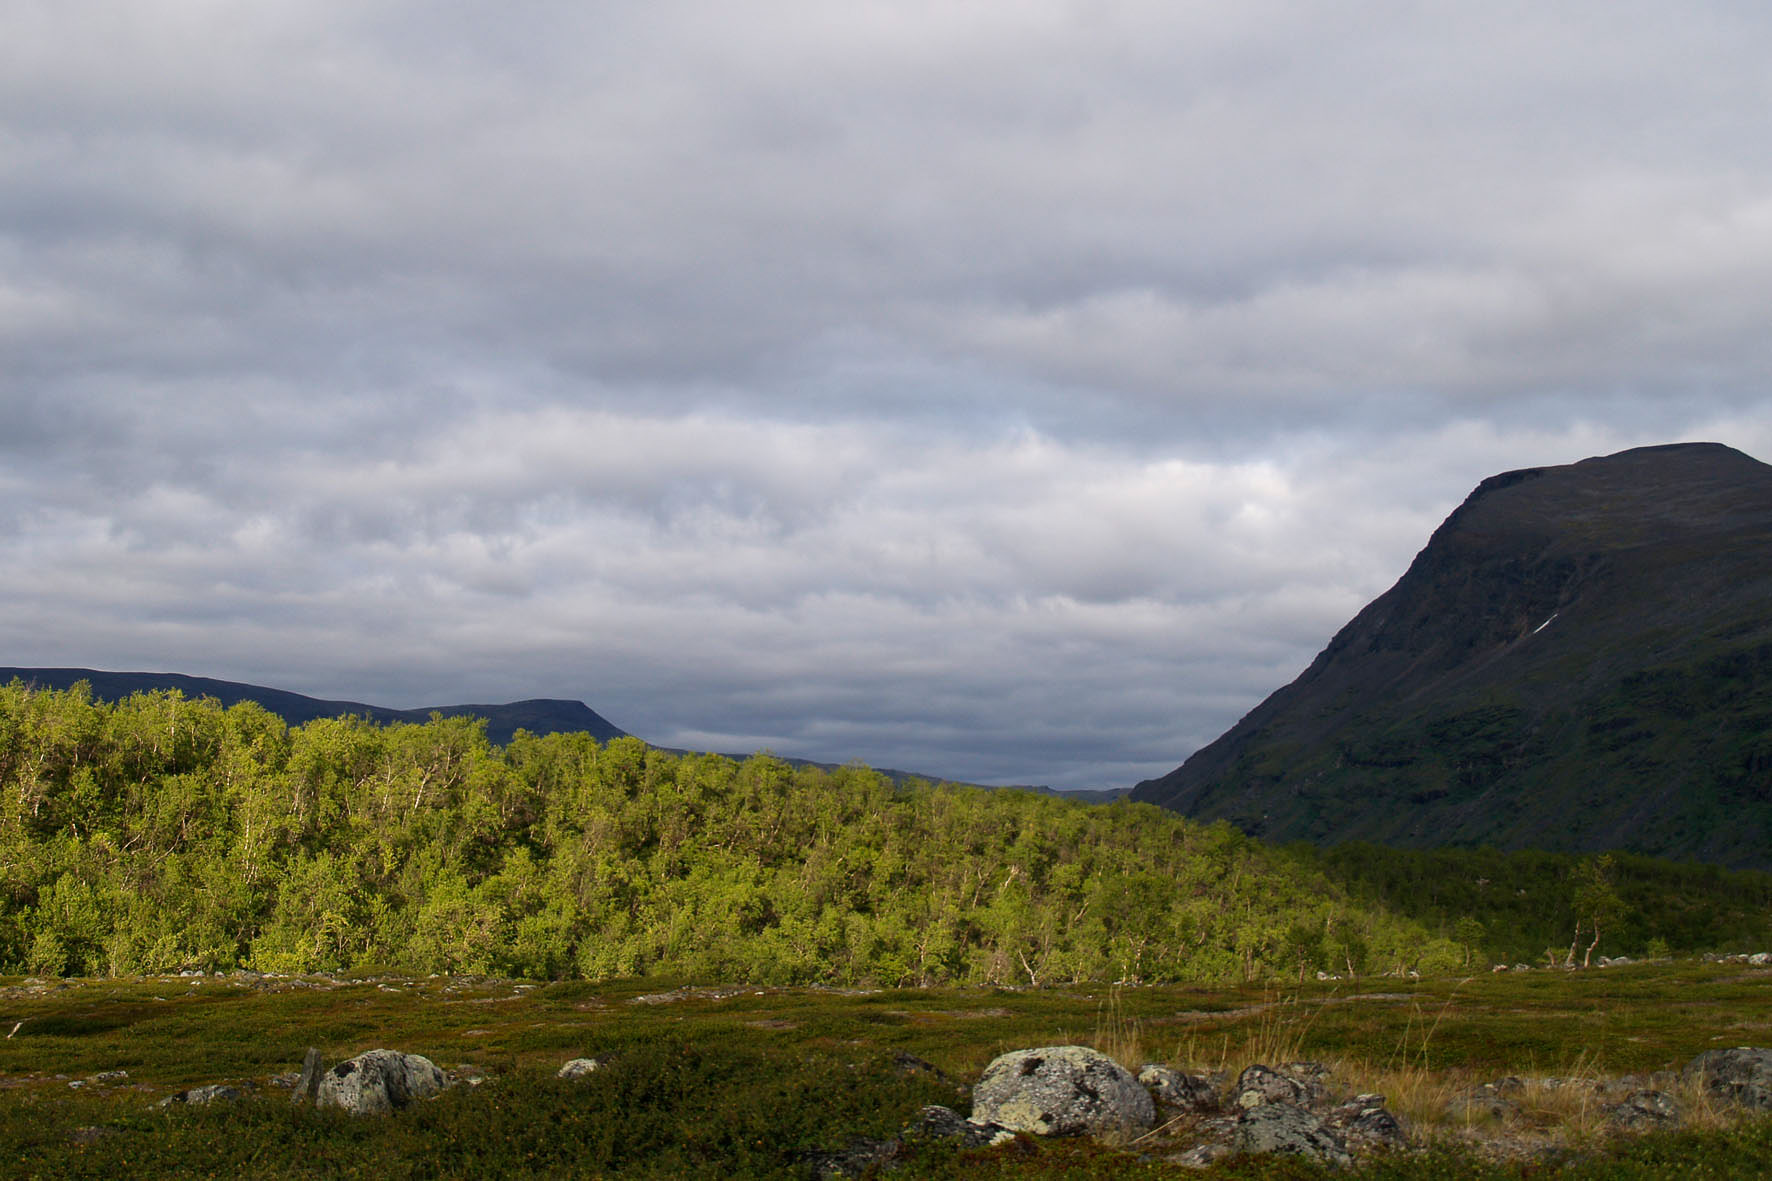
3, 2, 1771, 787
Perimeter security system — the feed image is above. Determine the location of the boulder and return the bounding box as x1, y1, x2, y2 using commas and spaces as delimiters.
971, 1045, 1155, 1142
1682, 1047, 1772, 1110
557, 1057, 604, 1080
1139, 1064, 1220, 1113
315, 1049, 446, 1115
1233, 1101, 1353, 1166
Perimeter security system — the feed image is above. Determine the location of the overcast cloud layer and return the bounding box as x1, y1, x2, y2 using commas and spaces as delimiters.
5, 1, 1772, 788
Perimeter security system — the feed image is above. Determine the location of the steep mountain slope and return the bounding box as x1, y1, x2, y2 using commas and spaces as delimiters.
0, 667, 629, 746
1131, 442, 1772, 868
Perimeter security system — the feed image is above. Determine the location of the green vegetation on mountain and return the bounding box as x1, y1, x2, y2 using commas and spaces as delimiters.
1133, 443, 1772, 869
0, 681, 1460, 984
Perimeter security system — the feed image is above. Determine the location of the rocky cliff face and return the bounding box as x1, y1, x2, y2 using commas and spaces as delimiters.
1132, 443, 1772, 868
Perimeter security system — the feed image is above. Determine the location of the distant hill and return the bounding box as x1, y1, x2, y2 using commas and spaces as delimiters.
0, 668, 629, 747
1131, 442, 1772, 869
0, 667, 1087, 799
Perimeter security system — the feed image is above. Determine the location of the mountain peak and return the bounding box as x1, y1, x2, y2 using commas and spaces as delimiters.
1131, 443, 1772, 868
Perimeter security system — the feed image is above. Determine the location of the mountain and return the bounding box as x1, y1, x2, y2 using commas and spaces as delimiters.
1131, 442, 1772, 869
0, 667, 1071, 797
0, 668, 629, 746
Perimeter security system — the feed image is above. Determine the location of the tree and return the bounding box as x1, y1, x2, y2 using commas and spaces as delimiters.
1452, 916, 1486, 967
1569, 854, 1626, 967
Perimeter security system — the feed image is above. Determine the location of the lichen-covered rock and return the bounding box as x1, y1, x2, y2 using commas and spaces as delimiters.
1683, 1047, 1772, 1110
557, 1057, 604, 1079
1607, 1089, 1680, 1129
971, 1045, 1155, 1142
1233, 1101, 1353, 1166
158, 1083, 244, 1107
291, 1046, 323, 1105
1325, 1093, 1407, 1151
315, 1049, 445, 1115
1235, 1062, 1326, 1109
1139, 1065, 1220, 1113
898, 1104, 1016, 1149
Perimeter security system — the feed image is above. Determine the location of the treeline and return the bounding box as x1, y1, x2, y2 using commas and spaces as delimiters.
1291, 842, 1772, 966
0, 682, 1460, 984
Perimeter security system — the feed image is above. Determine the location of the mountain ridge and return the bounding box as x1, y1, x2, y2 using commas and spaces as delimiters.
0, 666, 1097, 797
1131, 442, 1772, 868
0, 667, 629, 747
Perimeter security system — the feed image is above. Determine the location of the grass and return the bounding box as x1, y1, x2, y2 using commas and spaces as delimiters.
3, 961, 1772, 1177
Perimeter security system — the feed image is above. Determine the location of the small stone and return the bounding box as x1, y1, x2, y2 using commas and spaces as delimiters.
158, 1084, 243, 1107
1234, 1063, 1325, 1109
557, 1057, 604, 1079
1607, 1089, 1680, 1129
805, 1135, 899, 1180
1327, 1095, 1408, 1151
1446, 1083, 1518, 1122
1169, 1142, 1231, 1169
899, 1104, 1013, 1150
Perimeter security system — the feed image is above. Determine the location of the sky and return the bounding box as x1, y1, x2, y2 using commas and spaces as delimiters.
5, 1, 1772, 790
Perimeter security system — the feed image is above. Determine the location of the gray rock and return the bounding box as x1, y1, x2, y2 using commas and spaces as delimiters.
1168, 1142, 1232, 1168
315, 1049, 445, 1115
971, 1045, 1155, 1142
1607, 1089, 1680, 1129
1235, 1062, 1326, 1109
1233, 1101, 1353, 1166
1325, 1094, 1407, 1151
1683, 1047, 1772, 1110
158, 1084, 244, 1107
899, 1104, 1016, 1149
1139, 1064, 1220, 1113
557, 1057, 604, 1079
292, 1046, 323, 1104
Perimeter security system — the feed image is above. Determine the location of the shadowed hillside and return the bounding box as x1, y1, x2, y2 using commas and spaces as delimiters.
1133, 442, 1772, 868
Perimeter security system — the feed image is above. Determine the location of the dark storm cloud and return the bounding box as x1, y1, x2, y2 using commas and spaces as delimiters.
4, 1, 1772, 787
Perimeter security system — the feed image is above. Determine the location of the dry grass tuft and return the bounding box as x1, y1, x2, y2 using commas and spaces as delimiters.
1090, 987, 1146, 1071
